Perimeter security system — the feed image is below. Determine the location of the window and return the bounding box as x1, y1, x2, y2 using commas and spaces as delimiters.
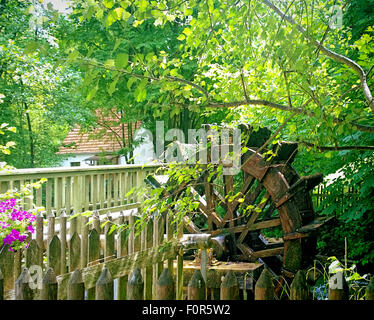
70, 162, 81, 167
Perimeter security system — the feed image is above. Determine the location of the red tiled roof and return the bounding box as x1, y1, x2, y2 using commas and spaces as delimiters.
57, 111, 141, 154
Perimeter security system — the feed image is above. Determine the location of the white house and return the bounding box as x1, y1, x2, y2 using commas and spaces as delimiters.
56, 113, 155, 167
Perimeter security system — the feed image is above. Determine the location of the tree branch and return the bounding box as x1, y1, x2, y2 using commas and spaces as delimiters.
262, 0, 374, 114
78, 57, 374, 133
299, 141, 374, 151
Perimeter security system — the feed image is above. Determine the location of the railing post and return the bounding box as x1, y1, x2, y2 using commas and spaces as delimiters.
188, 270, 206, 300
0, 269, 3, 300
366, 277, 374, 300
255, 268, 274, 300
48, 235, 61, 276
87, 228, 100, 300
60, 210, 67, 274
127, 268, 144, 300
40, 268, 58, 300
67, 269, 85, 300
117, 211, 128, 300
156, 268, 175, 300
96, 266, 114, 300
69, 232, 81, 272
15, 268, 33, 300
220, 270, 239, 300
290, 270, 310, 300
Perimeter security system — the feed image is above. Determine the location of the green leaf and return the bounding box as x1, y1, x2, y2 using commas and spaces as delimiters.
115, 53, 129, 69
86, 85, 98, 101
127, 77, 137, 90
182, 28, 192, 36
103, 0, 114, 9
125, 187, 135, 197
108, 78, 118, 95
177, 34, 186, 41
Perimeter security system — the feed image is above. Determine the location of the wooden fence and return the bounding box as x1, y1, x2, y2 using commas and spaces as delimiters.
0, 164, 159, 215
0, 202, 215, 300
312, 184, 360, 211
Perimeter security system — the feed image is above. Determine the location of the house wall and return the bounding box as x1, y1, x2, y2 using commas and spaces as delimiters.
57, 128, 156, 167
58, 143, 156, 167
58, 153, 96, 167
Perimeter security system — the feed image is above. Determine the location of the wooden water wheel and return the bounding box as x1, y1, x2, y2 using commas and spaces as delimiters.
146, 124, 331, 280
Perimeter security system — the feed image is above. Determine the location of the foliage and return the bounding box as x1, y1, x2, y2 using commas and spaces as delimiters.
306, 256, 370, 300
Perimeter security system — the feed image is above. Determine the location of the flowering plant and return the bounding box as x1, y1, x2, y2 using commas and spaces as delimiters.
0, 198, 36, 251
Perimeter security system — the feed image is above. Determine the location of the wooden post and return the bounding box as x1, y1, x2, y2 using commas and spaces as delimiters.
60, 210, 67, 274
26, 239, 41, 268
0, 244, 14, 291
207, 269, 220, 300
87, 228, 100, 300
220, 270, 239, 300
156, 268, 175, 300
48, 235, 61, 276
255, 268, 274, 300
366, 276, 374, 300
290, 270, 310, 300
14, 249, 22, 283
127, 268, 144, 300
0, 269, 3, 300
95, 266, 114, 300
117, 211, 128, 300
40, 268, 58, 300
67, 269, 85, 300
15, 268, 33, 300
176, 223, 184, 300
188, 270, 206, 300
104, 213, 115, 262
69, 232, 81, 272
144, 220, 153, 300
81, 215, 89, 268
47, 211, 55, 257
328, 271, 349, 300
200, 248, 208, 285
36, 211, 44, 265
93, 210, 101, 234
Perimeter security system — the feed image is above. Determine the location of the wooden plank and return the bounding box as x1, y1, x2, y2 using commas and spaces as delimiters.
84, 175, 90, 211
87, 228, 100, 300
48, 235, 61, 276
237, 194, 270, 244
47, 212, 55, 258
116, 211, 128, 300
67, 269, 85, 300
15, 268, 33, 300
46, 179, 52, 215
92, 174, 98, 211
65, 176, 71, 215
69, 232, 81, 272
54, 177, 62, 216
0, 245, 14, 291
36, 211, 44, 254
107, 173, 113, 207
104, 214, 115, 262
80, 215, 89, 269
95, 266, 113, 300
60, 210, 67, 274
99, 173, 105, 209
210, 218, 281, 237
113, 172, 119, 206
57, 241, 180, 299
40, 268, 58, 300
26, 239, 41, 268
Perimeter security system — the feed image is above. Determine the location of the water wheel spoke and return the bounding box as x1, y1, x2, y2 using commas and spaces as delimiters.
182, 216, 202, 233
237, 193, 271, 244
